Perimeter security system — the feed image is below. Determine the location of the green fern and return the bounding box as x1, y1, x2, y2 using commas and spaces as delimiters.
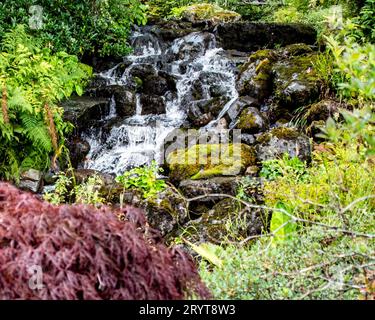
20, 113, 53, 153
0, 25, 92, 181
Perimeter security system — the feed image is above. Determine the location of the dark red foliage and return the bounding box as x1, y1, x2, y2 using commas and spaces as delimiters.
0, 183, 210, 300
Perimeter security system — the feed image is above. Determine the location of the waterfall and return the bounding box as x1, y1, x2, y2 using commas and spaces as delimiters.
82, 27, 239, 175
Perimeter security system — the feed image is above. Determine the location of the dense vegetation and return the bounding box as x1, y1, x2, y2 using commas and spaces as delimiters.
0, 0, 147, 57
0, 26, 92, 180
0, 0, 374, 300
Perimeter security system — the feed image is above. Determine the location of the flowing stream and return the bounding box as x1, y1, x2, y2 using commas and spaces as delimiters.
82, 27, 239, 175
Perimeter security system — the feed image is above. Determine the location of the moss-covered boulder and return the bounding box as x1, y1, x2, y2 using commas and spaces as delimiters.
236, 49, 277, 102
273, 53, 321, 109
177, 195, 265, 245
283, 43, 314, 57
167, 143, 257, 183
179, 177, 242, 202
236, 107, 268, 134
304, 99, 341, 124
256, 127, 312, 162
175, 4, 241, 24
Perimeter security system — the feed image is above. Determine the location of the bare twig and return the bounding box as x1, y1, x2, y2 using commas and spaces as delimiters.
185, 193, 375, 239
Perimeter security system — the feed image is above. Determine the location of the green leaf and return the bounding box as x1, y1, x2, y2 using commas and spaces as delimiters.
184, 240, 223, 268
75, 84, 83, 96
270, 202, 297, 243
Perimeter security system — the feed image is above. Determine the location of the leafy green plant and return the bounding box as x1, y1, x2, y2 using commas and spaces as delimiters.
44, 173, 105, 206
326, 34, 375, 104
236, 176, 261, 202
260, 154, 308, 182
0, 25, 92, 181
74, 174, 106, 206
43, 173, 73, 205
270, 202, 297, 243
116, 161, 167, 199
355, 0, 375, 42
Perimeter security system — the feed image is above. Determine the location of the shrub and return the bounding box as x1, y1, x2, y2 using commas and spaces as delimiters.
44, 173, 106, 206
356, 0, 375, 42
0, 0, 147, 57
199, 227, 374, 300
0, 182, 210, 300
326, 35, 375, 104
0, 26, 92, 181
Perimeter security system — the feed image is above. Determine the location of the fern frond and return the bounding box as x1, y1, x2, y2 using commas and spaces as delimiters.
20, 112, 53, 153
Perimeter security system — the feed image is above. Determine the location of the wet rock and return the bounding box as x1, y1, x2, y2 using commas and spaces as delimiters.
143, 75, 169, 96
222, 50, 249, 67
167, 143, 257, 183
140, 94, 166, 115
179, 177, 242, 202
158, 71, 178, 92
129, 63, 157, 81
236, 107, 268, 134
113, 87, 136, 117
154, 20, 203, 42
168, 32, 216, 62
256, 127, 312, 162
215, 22, 316, 52
67, 137, 91, 168
144, 189, 189, 236
93, 85, 136, 117
188, 105, 214, 127
273, 53, 321, 109
19, 169, 43, 193
74, 169, 115, 186
225, 96, 260, 125
241, 133, 256, 146
115, 188, 189, 237
198, 71, 233, 97
61, 96, 110, 130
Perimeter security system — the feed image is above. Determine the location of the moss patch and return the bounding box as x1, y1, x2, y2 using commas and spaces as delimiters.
175, 4, 241, 23
273, 53, 321, 108
284, 43, 313, 57
167, 143, 257, 182
257, 127, 300, 144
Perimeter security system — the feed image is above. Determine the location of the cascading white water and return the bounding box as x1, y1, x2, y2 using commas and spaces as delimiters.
82, 28, 239, 175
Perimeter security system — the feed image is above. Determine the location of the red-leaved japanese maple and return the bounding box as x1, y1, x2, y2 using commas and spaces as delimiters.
0, 183, 210, 300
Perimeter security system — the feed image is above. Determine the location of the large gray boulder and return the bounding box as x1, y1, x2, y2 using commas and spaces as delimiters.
256, 127, 312, 162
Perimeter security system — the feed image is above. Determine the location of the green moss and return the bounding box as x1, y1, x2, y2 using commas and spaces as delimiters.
167, 144, 257, 182
133, 76, 143, 88
249, 49, 273, 63
284, 43, 313, 57
238, 109, 257, 130
174, 4, 241, 23
275, 54, 319, 83
257, 127, 300, 144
